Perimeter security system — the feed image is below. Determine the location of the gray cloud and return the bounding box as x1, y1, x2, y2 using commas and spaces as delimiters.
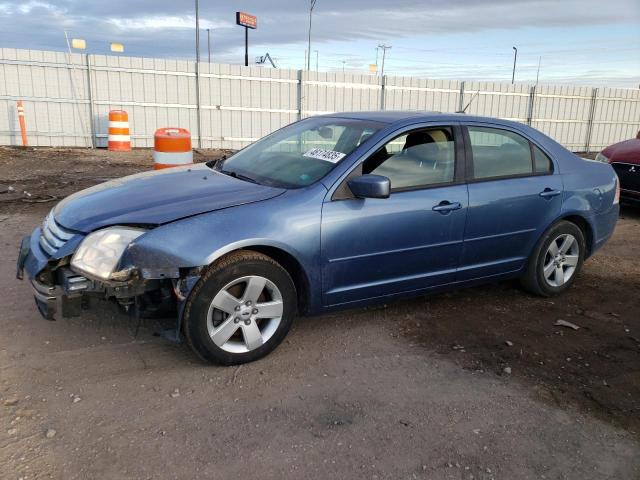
0, 0, 638, 85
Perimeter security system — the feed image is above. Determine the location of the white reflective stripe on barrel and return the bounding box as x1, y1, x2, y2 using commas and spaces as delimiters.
152, 150, 193, 165
108, 121, 129, 129
108, 134, 131, 142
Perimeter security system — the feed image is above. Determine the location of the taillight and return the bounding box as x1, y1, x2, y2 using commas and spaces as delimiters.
614, 176, 620, 205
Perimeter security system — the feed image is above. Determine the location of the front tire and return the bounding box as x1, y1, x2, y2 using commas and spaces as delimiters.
521, 221, 586, 297
183, 250, 296, 365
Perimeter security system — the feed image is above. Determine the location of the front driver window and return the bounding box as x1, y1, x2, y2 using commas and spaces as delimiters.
362, 127, 456, 189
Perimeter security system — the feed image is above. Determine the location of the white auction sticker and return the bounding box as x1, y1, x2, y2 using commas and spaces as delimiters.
303, 148, 346, 163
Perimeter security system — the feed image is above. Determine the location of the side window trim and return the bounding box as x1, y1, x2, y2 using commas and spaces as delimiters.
462, 123, 554, 183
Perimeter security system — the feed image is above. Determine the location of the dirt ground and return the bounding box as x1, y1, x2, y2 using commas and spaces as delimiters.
0, 148, 639, 479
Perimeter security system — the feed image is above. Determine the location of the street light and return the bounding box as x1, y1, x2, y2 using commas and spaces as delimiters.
307, 0, 318, 71
511, 46, 517, 84
314, 49, 319, 71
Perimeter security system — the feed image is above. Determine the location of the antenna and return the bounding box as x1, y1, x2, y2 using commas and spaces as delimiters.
457, 90, 479, 114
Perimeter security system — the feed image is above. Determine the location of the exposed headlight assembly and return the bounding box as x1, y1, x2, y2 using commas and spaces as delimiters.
71, 227, 146, 281
595, 152, 609, 163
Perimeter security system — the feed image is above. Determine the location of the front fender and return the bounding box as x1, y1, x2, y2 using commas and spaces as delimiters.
122, 186, 325, 309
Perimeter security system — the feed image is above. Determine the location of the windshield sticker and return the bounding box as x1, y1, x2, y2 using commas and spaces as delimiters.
303, 148, 346, 163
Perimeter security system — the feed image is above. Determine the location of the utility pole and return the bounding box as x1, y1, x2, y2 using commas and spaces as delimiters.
375, 46, 379, 74
378, 44, 391, 78
535, 56, 541, 85
195, 0, 200, 65
194, 0, 202, 147
511, 46, 517, 84
307, 0, 318, 71
314, 50, 319, 71
207, 28, 211, 63
342, 60, 346, 73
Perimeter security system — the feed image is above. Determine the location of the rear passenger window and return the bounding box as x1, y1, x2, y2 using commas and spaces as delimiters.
468, 127, 532, 179
533, 144, 553, 173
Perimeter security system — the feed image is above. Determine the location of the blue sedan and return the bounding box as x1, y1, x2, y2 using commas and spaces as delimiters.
17, 112, 619, 364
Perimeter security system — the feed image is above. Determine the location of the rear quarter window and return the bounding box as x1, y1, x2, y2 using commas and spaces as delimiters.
532, 144, 553, 173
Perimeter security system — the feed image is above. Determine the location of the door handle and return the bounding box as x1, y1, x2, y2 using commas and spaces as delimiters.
432, 201, 462, 213
539, 188, 561, 199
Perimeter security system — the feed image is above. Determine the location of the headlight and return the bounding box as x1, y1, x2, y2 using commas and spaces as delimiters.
71, 227, 146, 280
595, 152, 609, 163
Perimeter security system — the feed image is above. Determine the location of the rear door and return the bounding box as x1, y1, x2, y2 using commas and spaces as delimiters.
458, 124, 562, 281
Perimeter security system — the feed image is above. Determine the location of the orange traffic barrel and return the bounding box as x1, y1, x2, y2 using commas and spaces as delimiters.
107, 110, 131, 151
153, 128, 193, 169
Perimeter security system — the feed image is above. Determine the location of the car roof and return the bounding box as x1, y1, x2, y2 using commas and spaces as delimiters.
322, 110, 524, 128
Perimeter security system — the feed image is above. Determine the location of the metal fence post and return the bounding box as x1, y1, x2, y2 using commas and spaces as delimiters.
85, 54, 96, 148
194, 59, 202, 148
585, 87, 598, 153
526, 85, 536, 126
458, 81, 465, 112
297, 69, 303, 120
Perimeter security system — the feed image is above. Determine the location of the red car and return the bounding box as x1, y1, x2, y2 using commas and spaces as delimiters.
597, 131, 640, 205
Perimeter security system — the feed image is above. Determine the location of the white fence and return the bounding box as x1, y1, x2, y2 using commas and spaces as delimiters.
1, 48, 638, 152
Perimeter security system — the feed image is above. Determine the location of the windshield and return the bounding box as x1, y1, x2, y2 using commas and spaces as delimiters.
215, 117, 383, 188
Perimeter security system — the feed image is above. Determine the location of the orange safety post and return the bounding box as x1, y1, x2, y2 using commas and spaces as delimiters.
107, 110, 131, 151
153, 128, 193, 169
16, 101, 28, 147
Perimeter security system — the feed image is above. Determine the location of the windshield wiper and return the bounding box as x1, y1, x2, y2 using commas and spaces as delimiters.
206, 154, 227, 170
220, 169, 259, 184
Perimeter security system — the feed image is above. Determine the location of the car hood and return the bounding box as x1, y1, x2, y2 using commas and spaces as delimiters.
54, 164, 285, 232
602, 138, 640, 165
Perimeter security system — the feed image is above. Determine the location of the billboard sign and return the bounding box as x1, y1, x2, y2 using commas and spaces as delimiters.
236, 12, 257, 29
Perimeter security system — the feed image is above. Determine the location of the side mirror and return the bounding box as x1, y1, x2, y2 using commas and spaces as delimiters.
347, 174, 390, 199
318, 126, 334, 139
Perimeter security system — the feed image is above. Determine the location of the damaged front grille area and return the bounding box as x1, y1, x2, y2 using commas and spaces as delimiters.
39, 210, 74, 256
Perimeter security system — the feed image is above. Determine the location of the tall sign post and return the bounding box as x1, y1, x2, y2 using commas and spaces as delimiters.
236, 12, 257, 67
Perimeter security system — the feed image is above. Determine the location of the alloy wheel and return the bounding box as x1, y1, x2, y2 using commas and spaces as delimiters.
206, 275, 284, 354
542, 233, 579, 287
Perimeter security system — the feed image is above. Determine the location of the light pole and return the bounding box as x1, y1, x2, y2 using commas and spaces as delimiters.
307, 0, 318, 71
378, 44, 391, 78
314, 50, 319, 71
207, 28, 211, 63
535, 56, 541, 85
511, 46, 517, 84
342, 60, 346, 73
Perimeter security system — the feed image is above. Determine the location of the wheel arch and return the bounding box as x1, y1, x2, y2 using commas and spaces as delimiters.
559, 214, 594, 257
206, 241, 312, 315
538, 213, 595, 258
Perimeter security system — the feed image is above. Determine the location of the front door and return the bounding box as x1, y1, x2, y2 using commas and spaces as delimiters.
321, 125, 468, 307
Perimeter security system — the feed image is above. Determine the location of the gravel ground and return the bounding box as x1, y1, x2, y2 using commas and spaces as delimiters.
0, 148, 639, 480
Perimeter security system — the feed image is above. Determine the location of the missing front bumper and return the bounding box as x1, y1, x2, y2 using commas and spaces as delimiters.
30, 278, 85, 321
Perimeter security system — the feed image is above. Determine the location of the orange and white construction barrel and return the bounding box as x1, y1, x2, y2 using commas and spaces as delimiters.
107, 110, 131, 151
153, 128, 193, 169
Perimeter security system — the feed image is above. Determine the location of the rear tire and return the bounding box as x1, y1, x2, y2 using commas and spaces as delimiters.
520, 221, 586, 297
183, 250, 296, 365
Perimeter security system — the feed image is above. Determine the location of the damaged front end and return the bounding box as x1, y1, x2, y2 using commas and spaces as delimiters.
17, 210, 201, 341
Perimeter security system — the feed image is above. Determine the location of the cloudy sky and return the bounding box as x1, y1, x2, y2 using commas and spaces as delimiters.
1, 0, 639, 87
